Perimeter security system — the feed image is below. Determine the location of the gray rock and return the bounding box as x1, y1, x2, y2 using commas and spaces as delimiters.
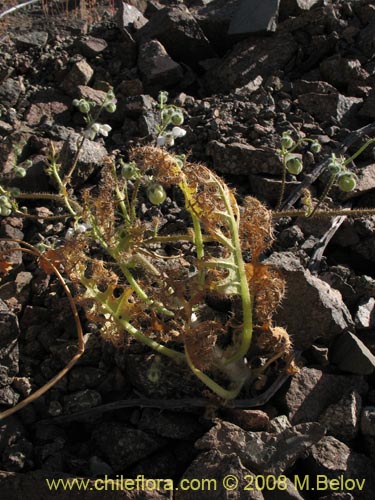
0, 470, 167, 499
138, 40, 183, 88
264, 478, 305, 499
303, 436, 374, 500
319, 391, 362, 441
25, 88, 71, 127
292, 79, 337, 97
360, 407, 375, 437
137, 5, 216, 66
331, 332, 375, 375
68, 367, 106, 391
63, 389, 102, 414
355, 297, 375, 330
205, 32, 297, 93
319, 56, 367, 90
221, 409, 270, 431
176, 449, 264, 500
61, 59, 94, 95
117, 0, 148, 33
59, 131, 108, 186
282, 367, 368, 424
248, 174, 299, 205
75, 37, 108, 58
264, 252, 354, 349
0, 386, 19, 407
14, 31, 48, 48
228, 0, 280, 35
2, 438, 32, 472
358, 18, 375, 58
192, 0, 241, 51
0, 78, 22, 107
138, 408, 203, 439
359, 89, 375, 119
279, 0, 324, 18
93, 422, 166, 471
123, 94, 155, 118
207, 140, 282, 175
0, 300, 20, 402
267, 415, 292, 433
298, 93, 363, 125
196, 420, 325, 475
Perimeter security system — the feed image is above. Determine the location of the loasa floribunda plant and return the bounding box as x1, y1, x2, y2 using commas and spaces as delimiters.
55, 146, 291, 399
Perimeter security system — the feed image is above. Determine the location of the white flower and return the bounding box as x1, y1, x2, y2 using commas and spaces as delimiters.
157, 135, 165, 146
172, 126, 186, 138
65, 228, 75, 240
83, 127, 96, 140
164, 132, 175, 146
99, 124, 112, 137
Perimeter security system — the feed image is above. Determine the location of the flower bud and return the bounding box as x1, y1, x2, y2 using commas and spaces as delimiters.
79, 101, 90, 114
171, 111, 184, 126
285, 156, 303, 175
147, 183, 166, 205
337, 172, 357, 192
281, 135, 294, 149
310, 141, 322, 154
105, 102, 116, 113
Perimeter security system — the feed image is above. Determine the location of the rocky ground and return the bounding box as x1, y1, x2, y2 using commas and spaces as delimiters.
1, 0, 375, 499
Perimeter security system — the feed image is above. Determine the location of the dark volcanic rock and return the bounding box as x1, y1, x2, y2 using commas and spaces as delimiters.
0, 78, 23, 108
319, 390, 362, 442
93, 422, 166, 471
196, 420, 325, 475
138, 40, 183, 88
137, 5, 216, 66
205, 32, 297, 93
228, 0, 280, 35
75, 36, 108, 58
282, 367, 368, 425
207, 140, 282, 175
302, 436, 374, 500
192, 0, 241, 51
331, 332, 375, 375
297, 93, 362, 126
264, 252, 354, 349
176, 449, 264, 500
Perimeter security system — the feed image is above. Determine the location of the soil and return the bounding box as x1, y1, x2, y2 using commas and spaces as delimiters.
1, 1, 375, 499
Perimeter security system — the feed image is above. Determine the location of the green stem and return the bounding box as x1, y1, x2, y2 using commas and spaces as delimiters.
272, 208, 375, 218
216, 183, 253, 365
307, 173, 337, 218
343, 138, 375, 166
191, 213, 205, 287
276, 154, 287, 211
185, 347, 244, 400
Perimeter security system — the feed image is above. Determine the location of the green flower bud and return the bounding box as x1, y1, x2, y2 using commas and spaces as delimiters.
121, 162, 138, 180
161, 108, 173, 123
72, 99, 80, 107
310, 141, 322, 154
286, 156, 303, 175
147, 183, 166, 205
337, 172, 357, 192
171, 111, 184, 126
14, 166, 26, 178
0, 206, 12, 216
328, 161, 342, 175
105, 102, 116, 113
79, 101, 90, 114
281, 135, 294, 149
